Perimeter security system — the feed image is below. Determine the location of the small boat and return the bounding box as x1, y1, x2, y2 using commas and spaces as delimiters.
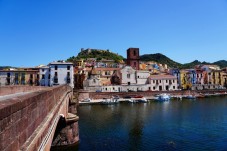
81, 98, 91, 102
134, 95, 143, 98
133, 97, 148, 103
186, 95, 196, 99
157, 93, 171, 101
101, 98, 119, 104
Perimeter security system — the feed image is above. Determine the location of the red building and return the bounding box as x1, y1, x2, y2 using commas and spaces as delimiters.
126, 48, 140, 70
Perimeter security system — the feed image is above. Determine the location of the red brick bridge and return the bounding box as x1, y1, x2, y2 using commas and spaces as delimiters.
0, 85, 79, 151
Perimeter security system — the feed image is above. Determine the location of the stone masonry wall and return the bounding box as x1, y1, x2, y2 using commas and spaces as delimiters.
0, 85, 44, 96
0, 85, 71, 151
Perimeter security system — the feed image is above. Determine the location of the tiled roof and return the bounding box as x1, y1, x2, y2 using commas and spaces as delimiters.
49, 62, 73, 65
149, 74, 177, 80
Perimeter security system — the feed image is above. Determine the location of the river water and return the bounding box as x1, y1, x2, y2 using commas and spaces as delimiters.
71, 96, 227, 151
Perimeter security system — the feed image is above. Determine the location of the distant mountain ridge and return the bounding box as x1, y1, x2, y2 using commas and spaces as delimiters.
140, 53, 182, 68
140, 54, 227, 69
65, 50, 227, 69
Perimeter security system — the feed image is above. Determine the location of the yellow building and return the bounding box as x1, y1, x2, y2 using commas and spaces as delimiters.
0, 68, 39, 86
180, 70, 192, 89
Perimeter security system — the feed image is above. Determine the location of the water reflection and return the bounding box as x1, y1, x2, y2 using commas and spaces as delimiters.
75, 97, 227, 151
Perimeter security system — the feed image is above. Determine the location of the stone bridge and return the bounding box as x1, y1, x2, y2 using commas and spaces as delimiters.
0, 85, 79, 151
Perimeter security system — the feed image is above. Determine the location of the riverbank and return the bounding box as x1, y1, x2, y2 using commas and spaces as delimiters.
79, 90, 227, 105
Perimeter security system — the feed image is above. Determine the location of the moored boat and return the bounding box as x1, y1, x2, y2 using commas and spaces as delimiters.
186, 95, 196, 99
157, 93, 171, 101
101, 98, 119, 104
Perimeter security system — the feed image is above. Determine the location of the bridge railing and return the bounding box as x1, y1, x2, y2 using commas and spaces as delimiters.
0, 85, 72, 151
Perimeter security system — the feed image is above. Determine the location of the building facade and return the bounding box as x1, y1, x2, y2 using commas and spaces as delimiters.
49, 62, 74, 88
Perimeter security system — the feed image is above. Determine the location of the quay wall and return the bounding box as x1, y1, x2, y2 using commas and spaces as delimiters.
0, 85, 73, 151
78, 89, 227, 100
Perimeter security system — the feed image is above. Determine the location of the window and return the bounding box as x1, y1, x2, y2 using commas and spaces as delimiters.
128, 82, 130, 85
153, 80, 155, 83
55, 65, 58, 70
67, 66, 70, 70
133, 50, 136, 56
67, 72, 70, 76
93, 79, 96, 83
153, 87, 155, 90
127, 74, 130, 78
173, 86, 175, 89
42, 69, 44, 72
134, 62, 136, 66
42, 74, 45, 79
55, 72, 58, 76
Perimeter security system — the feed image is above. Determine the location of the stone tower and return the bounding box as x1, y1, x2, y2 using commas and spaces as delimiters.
126, 48, 140, 70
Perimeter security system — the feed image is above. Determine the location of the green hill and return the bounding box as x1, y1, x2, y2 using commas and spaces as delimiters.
66, 49, 124, 63
181, 60, 210, 69
140, 53, 182, 68
213, 60, 227, 68
66, 49, 227, 69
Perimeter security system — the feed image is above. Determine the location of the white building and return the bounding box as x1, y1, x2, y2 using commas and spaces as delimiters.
149, 75, 178, 91
83, 67, 101, 92
136, 70, 150, 84
121, 66, 137, 85
46, 62, 74, 88
38, 65, 50, 86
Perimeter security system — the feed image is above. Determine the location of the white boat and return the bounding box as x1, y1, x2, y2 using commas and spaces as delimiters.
185, 91, 196, 99
157, 94, 171, 101
81, 98, 91, 102
186, 95, 196, 99
101, 98, 119, 104
133, 97, 148, 103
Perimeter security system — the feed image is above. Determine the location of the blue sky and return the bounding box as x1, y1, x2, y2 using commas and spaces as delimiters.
0, 0, 227, 67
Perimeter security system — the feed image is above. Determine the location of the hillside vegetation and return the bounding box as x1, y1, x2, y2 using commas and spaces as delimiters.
140, 54, 227, 69
66, 49, 227, 69
66, 49, 124, 63
140, 53, 182, 68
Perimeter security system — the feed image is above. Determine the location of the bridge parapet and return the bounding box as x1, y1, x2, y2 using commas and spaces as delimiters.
0, 85, 75, 151
0, 85, 46, 96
